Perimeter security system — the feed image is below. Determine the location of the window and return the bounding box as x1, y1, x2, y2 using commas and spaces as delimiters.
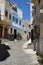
12, 16, 15, 22
32, 6, 34, 9
11, 28, 13, 33
5, 11, 8, 17
29, 24, 31, 27
12, 16, 18, 24
22, 25, 24, 27
38, 0, 41, 4
16, 18, 18, 24
12, 7, 17, 12
24, 31, 27, 33
19, 20, 21, 25
9, 14, 11, 20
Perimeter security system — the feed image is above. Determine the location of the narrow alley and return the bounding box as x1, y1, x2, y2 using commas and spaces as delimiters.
0, 40, 39, 65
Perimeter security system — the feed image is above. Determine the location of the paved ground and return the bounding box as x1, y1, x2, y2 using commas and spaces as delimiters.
0, 39, 39, 65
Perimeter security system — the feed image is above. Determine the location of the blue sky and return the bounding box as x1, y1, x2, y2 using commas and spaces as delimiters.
10, 0, 30, 20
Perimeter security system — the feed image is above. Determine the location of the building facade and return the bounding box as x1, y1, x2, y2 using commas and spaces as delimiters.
0, 0, 23, 40
0, 0, 11, 38
19, 20, 31, 40
8, 3, 23, 40
31, 0, 43, 53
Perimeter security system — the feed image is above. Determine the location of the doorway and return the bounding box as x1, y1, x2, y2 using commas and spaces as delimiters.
14, 29, 17, 39
4, 28, 8, 38
0, 26, 3, 38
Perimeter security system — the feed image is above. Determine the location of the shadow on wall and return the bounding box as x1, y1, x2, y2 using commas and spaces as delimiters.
0, 43, 10, 61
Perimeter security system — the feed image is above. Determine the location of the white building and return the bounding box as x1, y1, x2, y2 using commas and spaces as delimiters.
19, 20, 31, 40
30, 3, 34, 25
8, 3, 23, 40
0, 0, 23, 40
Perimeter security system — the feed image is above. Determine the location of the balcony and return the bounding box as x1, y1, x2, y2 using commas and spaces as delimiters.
0, 14, 11, 27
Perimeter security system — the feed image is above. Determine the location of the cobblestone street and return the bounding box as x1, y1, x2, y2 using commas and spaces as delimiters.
0, 40, 39, 65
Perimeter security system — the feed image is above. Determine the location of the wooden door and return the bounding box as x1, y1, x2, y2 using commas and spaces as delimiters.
4, 28, 8, 38
0, 26, 2, 38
